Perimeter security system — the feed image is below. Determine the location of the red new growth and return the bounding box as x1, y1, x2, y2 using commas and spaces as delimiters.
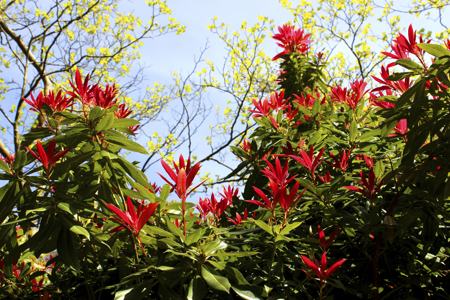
290, 146, 325, 181
389, 119, 408, 137
196, 192, 231, 223
159, 155, 202, 199
317, 225, 340, 251
329, 149, 351, 172
344, 169, 381, 200
68, 69, 92, 104
115, 103, 133, 118
104, 196, 158, 236
372, 65, 411, 94
24, 90, 73, 112
272, 24, 311, 60
331, 80, 368, 110
246, 158, 302, 213
228, 209, 249, 225
27, 140, 69, 173
382, 24, 426, 60
90, 84, 118, 108
369, 90, 395, 109
301, 252, 346, 282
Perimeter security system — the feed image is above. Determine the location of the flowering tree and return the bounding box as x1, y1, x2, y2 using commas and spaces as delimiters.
0, 21, 449, 300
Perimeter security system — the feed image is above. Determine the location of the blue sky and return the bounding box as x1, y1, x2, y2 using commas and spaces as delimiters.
138, 0, 290, 81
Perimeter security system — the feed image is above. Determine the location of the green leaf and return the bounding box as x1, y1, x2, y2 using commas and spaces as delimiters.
187, 276, 207, 300
253, 219, 273, 236
25, 207, 47, 216
201, 265, 231, 293
70, 225, 90, 240
57, 202, 74, 215
201, 239, 227, 256
21, 128, 52, 146
95, 113, 115, 131
279, 221, 302, 236
349, 119, 357, 142
113, 118, 140, 129
56, 227, 79, 269
89, 106, 105, 121
185, 228, 205, 246
396, 59, 423, 71
116, 157, 148, 186
144, 225, 175, 238
114, 288, 133, 300
129, 181, 155, 201
374, 161, 385, 178
0, 182, 20, 223
106, 132, 148, 154
418, 43, 450, 58
231, 286, 260, 300
159, 184, 171, 203
227, 267, 250, 286
0, 160, 9, 173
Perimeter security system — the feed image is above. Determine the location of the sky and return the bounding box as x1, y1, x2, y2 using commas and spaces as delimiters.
136, 0, 290, 81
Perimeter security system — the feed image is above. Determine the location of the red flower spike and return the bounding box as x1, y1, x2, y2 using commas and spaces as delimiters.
317, 225, 340, 251
290, 146, 325, 181
272, 24, 311, 60
104, 196, 158, 236
27, 140, 69, 173
301, 252, 346, 282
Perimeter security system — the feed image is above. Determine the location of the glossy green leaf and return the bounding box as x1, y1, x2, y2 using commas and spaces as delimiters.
106, 132, 148, 154
253, 219, 273, 236
187, 276, 207, 300
418, 43, 450, 58
201, 265, 231, 293
95, 112, 115, 131
231, 286, 260, 300
396, 59, 423, 71
70, 225, 90, 240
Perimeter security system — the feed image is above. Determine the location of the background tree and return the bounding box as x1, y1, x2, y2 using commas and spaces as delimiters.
0, 0, 184, 157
